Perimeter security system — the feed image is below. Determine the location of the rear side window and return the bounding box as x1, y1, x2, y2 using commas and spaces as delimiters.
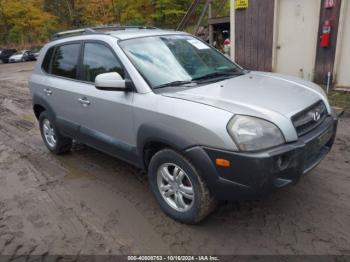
82, 42, 124, 82
42, 47, 54, 73
51, 43, 80, 79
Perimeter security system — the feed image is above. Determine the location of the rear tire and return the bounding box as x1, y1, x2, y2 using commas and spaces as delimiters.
39, 111, 72, 155
148, 149, 217, 224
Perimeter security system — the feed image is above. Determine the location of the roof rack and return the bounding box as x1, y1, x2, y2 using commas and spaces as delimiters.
51, 26, 158, 40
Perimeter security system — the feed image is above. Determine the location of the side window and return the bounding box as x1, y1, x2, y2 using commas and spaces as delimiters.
82, 42, 124, 82
51, 43, 80, 79
42, 47, 54, 73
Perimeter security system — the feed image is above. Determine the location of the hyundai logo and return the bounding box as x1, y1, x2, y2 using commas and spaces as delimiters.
313, 111, 321, 121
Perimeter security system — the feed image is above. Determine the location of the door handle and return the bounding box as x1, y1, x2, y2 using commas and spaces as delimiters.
43, 88, 52, 95
78, 97, 91, 106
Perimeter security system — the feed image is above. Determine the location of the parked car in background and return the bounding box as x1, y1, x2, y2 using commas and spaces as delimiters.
9, 50, 36, 63
0, 49, 17, 63
30, 46, 42, 60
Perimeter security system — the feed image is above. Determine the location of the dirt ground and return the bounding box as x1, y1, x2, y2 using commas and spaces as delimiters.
0, 62, 349, 256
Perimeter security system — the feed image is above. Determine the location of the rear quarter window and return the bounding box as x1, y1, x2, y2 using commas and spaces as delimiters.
51, 43, 81, 79
42, 47, 54, 73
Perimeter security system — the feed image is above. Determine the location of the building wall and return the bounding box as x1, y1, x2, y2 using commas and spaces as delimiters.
234, 0, 275, 71
336, 0, 350, 88
274, 0, 321, 81
314, 0, 342, 85
230, 0, 349, 87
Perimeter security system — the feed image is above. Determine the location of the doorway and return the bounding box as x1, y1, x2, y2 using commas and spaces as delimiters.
336, 1, 350, 88
275, 0, 321, 80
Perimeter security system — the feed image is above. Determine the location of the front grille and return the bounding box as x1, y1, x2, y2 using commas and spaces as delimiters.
292, 100, 327, 137
302, 122, 334, 173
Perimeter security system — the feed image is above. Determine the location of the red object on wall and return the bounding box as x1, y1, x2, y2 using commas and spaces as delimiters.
320, 34, 330, 47
324, 0, 335, 9
320, 20, 332, 47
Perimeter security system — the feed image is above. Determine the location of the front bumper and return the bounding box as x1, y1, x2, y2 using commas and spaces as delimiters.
184, 114, 338, 201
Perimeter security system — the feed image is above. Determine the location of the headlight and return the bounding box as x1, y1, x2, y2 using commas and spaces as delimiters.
227, 115, 285, 151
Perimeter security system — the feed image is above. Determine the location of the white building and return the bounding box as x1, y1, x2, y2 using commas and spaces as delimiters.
229, 0, 350, 88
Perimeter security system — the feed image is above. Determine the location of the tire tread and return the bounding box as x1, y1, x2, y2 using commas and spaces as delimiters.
39, 111, 72, 155
149, 149, 217, 224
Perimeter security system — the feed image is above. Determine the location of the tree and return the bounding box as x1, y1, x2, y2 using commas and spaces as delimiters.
152, 0, 189, 28
0, 0, 228, 47
0, 0, 57, 46
43, 0, 86, 28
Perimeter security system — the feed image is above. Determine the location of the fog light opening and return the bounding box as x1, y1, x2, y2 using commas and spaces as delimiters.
277, 155, 290, 171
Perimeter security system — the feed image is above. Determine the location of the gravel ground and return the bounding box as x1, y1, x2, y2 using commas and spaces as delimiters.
0, 62, 349, 256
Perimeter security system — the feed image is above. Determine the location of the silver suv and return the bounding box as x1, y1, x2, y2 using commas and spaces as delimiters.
29, 27, 338, 224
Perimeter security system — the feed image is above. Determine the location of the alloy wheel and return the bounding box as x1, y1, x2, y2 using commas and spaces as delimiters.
157, 163, 195, 212
42, 119, 57, 148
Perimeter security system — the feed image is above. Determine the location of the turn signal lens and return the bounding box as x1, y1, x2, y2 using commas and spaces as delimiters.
215, 159, 230, 168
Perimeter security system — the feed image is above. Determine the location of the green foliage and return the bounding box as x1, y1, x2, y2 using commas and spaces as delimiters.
328, 91, 350, 110
0, 0, 57, 46
151, 0, 187, 27
0, 0, 229, 47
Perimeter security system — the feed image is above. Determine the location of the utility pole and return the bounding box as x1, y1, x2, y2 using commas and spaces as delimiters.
230, 0, 235, 60
177, 0, 201, 31
208, 0, 214, 45
193, 0, 211, 35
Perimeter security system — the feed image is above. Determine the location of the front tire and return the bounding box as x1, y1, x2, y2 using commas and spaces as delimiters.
148, 149, 217, 224
39, 112, 72, 154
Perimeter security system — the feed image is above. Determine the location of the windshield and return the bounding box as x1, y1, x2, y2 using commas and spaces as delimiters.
119, 35, 243, 89
14, 51, 24, 55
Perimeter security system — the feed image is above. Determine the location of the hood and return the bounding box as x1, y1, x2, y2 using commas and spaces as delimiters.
162, 71, 330, 121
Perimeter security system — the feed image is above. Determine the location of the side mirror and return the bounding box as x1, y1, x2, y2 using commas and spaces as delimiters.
95, 72, 126, 91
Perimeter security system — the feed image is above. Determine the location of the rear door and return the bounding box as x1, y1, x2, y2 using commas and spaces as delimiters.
41, 42, 85, 138
75, 41, 136, 162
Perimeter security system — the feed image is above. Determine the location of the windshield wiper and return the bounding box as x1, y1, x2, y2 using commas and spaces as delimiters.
153, 80, 194, 89
192, 71, 243, 82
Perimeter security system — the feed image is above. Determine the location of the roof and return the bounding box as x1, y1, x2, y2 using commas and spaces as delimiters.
51, 26, 188, 42
108, 29, 188, 40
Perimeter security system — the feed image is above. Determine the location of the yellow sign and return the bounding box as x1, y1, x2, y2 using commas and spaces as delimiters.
235, 0, 249, 9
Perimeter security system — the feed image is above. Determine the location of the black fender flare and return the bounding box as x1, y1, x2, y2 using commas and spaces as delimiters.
136, 124, 195, 166
32, 93, 57, 121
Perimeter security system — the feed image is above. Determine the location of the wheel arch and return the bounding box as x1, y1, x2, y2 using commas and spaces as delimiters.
32, 94, 56, 120
137, 124, 194, 170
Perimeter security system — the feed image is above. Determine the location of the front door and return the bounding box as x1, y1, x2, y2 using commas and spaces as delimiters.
275, 0, 321, 80
76, 41, 136, 162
